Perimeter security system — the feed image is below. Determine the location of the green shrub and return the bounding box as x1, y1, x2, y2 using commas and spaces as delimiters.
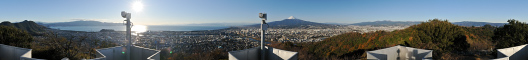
493, 19, 528, 48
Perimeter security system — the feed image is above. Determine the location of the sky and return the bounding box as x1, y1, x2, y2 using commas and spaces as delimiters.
1, 0, 528, 25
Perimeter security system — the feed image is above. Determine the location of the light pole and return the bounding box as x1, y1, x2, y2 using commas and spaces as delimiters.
121, 11, 131, 60
259, 13, 267, 60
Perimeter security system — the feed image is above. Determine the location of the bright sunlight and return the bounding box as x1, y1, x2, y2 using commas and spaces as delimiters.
132, 1, 144, 12
132, 25, 147, 33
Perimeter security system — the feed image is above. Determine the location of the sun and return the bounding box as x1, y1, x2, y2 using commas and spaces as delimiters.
132, 1, 144, 12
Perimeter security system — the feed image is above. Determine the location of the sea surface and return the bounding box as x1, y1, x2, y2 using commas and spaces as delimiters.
49, 25, 229, 32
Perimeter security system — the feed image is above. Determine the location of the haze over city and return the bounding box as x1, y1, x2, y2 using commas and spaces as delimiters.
2, 0, 527, 25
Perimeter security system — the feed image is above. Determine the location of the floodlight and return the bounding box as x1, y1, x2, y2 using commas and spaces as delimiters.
122, 11, 128, 18
259, 13, 267, 20
121, 11, 131, 19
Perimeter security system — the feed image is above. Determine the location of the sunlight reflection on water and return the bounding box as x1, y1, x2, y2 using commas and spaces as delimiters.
132, 25, 147, 36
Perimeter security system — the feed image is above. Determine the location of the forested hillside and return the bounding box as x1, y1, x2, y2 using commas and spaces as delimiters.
269, 19, 525, 60
1, 20, 47, 35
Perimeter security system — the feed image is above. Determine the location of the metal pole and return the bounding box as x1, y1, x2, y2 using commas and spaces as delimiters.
261, 20, 265, 60
259, 13, 267, 60
125, 13, 132, 60
260, 20, 267, 60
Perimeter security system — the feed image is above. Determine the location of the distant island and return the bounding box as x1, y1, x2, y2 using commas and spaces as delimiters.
42, 20, 122, 26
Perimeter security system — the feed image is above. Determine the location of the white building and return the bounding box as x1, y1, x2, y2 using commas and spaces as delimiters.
0, 44, 160, 60
0, 44, 41, 60
494, 44, 528, 60
90, 45, 160, 60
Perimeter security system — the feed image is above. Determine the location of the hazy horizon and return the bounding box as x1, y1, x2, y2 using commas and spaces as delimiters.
2, 0, 527, 25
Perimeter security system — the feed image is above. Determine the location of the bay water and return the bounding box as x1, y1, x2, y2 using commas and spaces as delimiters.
49, 25, 229, 32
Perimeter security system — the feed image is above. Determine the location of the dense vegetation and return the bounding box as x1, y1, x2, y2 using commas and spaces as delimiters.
31, 31, 117, 60
0, 26, 33, 48
301, 19, 474, 59
268, 19, 528, 60
493, 19, 528, 48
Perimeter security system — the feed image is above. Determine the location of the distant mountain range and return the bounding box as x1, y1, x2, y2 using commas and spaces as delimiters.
350, 20, 506, 27
350, 20, 422, 26
42, 20, 122, 26
452, 21, 506, 27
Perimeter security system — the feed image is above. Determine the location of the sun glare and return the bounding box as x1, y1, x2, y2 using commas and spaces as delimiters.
132, 1, 144, 12
132, 25, 147, 33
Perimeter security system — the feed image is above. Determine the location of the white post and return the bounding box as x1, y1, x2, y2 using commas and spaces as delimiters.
261, 20, 265, 60
122, 11, 132, 60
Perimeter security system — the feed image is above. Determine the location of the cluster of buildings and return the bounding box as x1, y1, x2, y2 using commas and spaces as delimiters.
223, 25, 408, 43
134, 31, 260, 53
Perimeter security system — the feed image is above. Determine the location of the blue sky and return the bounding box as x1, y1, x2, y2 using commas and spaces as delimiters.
1, 0, 527, 25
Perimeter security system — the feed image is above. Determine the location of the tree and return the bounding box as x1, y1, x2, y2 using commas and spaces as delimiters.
409, 19, 469, 52
0, 26, 33, 48
407, 19, 470, 59
493, 19, 528, 48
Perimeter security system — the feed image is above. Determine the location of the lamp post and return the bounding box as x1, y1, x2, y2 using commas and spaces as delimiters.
121, 11, 131, 60
259, 13, 267, 60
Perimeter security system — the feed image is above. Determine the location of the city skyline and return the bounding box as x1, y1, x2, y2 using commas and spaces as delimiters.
1, 0, 527, 25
